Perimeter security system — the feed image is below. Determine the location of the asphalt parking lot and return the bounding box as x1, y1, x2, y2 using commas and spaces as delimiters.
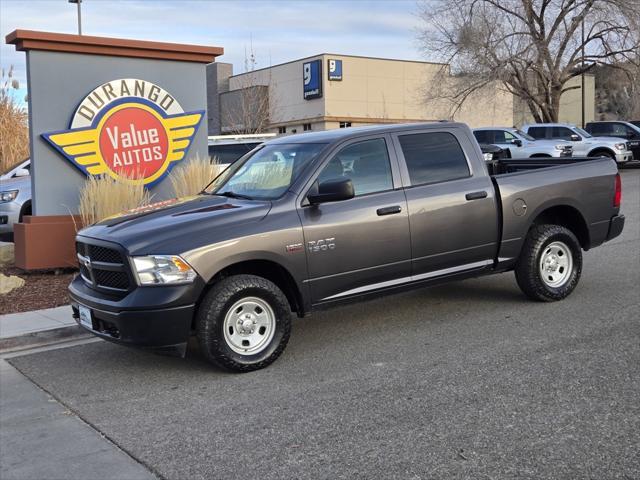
7, 168, 640, 480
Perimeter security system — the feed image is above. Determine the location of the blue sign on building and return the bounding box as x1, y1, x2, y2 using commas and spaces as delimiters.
328, 59, 342, 81
303, 60, 322, 100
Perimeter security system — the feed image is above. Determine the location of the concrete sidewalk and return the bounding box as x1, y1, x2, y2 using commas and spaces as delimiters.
0, 306, 88, 351
0, 359, 157, 480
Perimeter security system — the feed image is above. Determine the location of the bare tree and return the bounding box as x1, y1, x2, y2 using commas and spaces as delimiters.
220, 48, 274, 135
220, 79, 271, 134
418, 0, 640, 122
0, 66, 29, 172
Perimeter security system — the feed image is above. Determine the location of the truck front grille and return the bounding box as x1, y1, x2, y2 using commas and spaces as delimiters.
76, 240, 132, 293
560, 146, 573, 157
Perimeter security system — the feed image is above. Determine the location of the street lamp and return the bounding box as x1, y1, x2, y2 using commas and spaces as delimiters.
69, 0, 82, 35
581, 17, 585, 128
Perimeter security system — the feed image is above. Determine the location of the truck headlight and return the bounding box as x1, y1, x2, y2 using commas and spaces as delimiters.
0, 190, 19, 203
132, 255, 197, 285
483, 152, 494, 161
614, 143, 627, 151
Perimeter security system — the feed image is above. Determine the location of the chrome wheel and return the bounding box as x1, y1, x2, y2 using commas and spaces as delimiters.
223, 297, 276, 355
539, 241, 573, 288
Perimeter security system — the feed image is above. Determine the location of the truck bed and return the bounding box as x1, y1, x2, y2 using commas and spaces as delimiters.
488, 157, 619, 266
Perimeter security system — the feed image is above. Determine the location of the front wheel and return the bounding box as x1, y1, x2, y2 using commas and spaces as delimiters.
196, 274, 292, 372
515, 224, 583, 302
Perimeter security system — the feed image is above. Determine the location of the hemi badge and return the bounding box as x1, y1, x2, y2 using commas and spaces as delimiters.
285, 243, 303, 253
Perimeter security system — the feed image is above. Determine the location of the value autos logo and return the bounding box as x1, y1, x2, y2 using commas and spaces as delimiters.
43, 79, 203, 187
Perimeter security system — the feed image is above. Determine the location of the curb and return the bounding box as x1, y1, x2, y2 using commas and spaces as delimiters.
0, 324, 92, 353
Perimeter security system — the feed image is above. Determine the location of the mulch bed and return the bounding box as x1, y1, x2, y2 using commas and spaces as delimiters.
0, 266, 76, 315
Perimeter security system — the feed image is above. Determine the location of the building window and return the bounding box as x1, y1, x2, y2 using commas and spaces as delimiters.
339, 122, 352, 128
303, 123, 312, 131
278, 126, 286, 134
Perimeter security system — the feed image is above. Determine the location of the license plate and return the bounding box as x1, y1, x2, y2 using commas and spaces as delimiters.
78, 305, 93, 329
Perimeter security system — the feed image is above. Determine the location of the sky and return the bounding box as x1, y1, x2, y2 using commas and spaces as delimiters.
0, 0, 427, 103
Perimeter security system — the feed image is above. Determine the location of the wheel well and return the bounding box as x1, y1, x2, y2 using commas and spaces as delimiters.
529, 153, 551, 158
209, 260, 304, 316
19, 201, 31, 222
531, 205, 590, 249
588, 148, 614, 158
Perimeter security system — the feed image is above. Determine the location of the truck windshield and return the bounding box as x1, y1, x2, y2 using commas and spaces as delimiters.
514, 130, 536, 141
574, 127, 592, 138
206, 143, 326, 200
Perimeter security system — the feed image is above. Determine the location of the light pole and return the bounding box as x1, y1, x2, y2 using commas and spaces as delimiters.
69, 0, 82, 35
581, 17, 585, 128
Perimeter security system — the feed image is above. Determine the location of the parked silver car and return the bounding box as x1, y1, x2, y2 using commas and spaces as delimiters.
521, 123, 633, 164
472, 127, 572, 158
0, 159, 31, 238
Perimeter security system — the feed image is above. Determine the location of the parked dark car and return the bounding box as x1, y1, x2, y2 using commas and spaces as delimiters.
479, 143, 509, 161
585, 121, 640, 160
70, 122, 624, 372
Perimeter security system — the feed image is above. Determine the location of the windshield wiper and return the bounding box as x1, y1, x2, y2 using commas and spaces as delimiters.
216, 191, 254, 200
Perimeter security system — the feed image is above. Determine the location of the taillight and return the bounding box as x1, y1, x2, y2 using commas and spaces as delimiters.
614, 173, 622, 208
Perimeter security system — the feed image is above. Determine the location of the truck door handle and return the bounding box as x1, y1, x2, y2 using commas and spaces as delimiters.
465, 191, 488, 201
377, 205, 402, 216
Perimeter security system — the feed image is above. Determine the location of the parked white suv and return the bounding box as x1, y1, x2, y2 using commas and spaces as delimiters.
521, 123, 632, 165
472, 127, 573, 159
0, 159, 31, 239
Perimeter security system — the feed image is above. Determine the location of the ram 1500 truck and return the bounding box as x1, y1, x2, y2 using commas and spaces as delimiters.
69, 123, 625, 372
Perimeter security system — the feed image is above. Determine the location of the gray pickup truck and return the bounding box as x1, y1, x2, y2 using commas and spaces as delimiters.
69, 123, 624, 372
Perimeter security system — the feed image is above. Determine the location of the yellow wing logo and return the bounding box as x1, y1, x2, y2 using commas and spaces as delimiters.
43, 99, 203, 187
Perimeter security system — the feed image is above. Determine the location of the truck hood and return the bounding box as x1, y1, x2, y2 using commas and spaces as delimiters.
587, 136, 628, 146
78, 194, 271, 255
0, 175, 31, 191
524, 139, 571, 148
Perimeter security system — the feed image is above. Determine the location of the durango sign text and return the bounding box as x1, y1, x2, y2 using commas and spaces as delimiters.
43, 79, 204, 186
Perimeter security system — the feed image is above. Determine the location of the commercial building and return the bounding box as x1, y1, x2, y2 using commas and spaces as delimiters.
206, 53, 595, 135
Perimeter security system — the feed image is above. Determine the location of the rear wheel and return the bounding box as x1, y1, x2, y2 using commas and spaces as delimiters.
515, 224, 582, 301
196, 274, 292, 372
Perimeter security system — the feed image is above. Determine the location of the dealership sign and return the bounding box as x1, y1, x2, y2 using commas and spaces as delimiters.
42, 79, 204, 186
303, 60, 322, 100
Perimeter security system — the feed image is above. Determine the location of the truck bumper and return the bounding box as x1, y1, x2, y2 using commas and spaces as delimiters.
69, 275, 205, 356
606, 215, 625, 241
0, 201, 21, 234
614, 152, 633, 164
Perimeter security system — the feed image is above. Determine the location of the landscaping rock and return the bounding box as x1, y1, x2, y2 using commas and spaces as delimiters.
0, 242, 15, 267
0, 273, 25, 295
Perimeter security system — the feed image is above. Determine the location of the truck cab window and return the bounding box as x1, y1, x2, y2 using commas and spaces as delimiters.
527, 127, 546, 139
473, 130, 490, 144
317, 138, 392, 196
398, 132, 470, 186
553, 127, 575, 140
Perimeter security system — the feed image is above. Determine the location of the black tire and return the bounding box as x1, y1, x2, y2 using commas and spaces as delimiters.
589, 150, 615, 160
514, 224, 583, 302
196, 274, 291, 372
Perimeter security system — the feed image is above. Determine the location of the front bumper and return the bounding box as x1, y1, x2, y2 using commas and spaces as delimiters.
614, 152, 633, 164
69, 274, 205, 354
0, 201, 21, 234
606, 215, 625, 241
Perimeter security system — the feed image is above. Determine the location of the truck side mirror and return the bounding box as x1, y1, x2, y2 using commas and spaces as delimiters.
14, 168, 29, 177
512, 139, 523, 147
307, 178, 355, 204
570, 134, 581, 141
